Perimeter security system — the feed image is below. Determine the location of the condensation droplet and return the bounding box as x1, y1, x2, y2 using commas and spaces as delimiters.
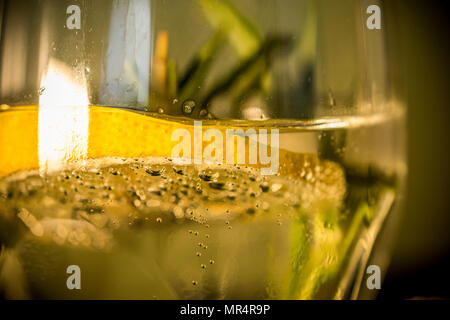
182, 100, 196, 115
328, 89, 336, 107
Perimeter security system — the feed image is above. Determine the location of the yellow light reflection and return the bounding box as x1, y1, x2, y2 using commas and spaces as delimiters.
38, 60, 89, 172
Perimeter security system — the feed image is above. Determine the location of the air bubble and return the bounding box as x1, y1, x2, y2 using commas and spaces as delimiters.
209, 181, 225, 190
260, 182, 269, 192
173, 206, 184, 219
182, 100, 196, 115
173, 167, 184, 175
133, 199, 142, 207
146, 168, 163, 176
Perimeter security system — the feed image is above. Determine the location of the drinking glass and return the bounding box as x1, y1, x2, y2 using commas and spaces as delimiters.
0, 0, 406, 299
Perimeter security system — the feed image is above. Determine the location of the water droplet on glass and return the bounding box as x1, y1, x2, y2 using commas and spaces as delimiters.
328, 89, 336, 107
182, 100, 196, 115
173, 206, 184, 219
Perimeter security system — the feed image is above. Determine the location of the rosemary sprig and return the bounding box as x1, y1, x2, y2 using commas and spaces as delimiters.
201, 36, 292, 108
151, 0, 294, 117
178, 32, 226, 104
198, 0, 262, 58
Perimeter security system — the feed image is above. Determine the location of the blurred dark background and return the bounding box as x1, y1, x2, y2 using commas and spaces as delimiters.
379, 0, 450, 299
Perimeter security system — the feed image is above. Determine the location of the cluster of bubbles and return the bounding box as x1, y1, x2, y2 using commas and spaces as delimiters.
0, 155, 346, 290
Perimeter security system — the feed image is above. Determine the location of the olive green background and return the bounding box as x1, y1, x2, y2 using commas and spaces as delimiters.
380, 0, 450, 299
